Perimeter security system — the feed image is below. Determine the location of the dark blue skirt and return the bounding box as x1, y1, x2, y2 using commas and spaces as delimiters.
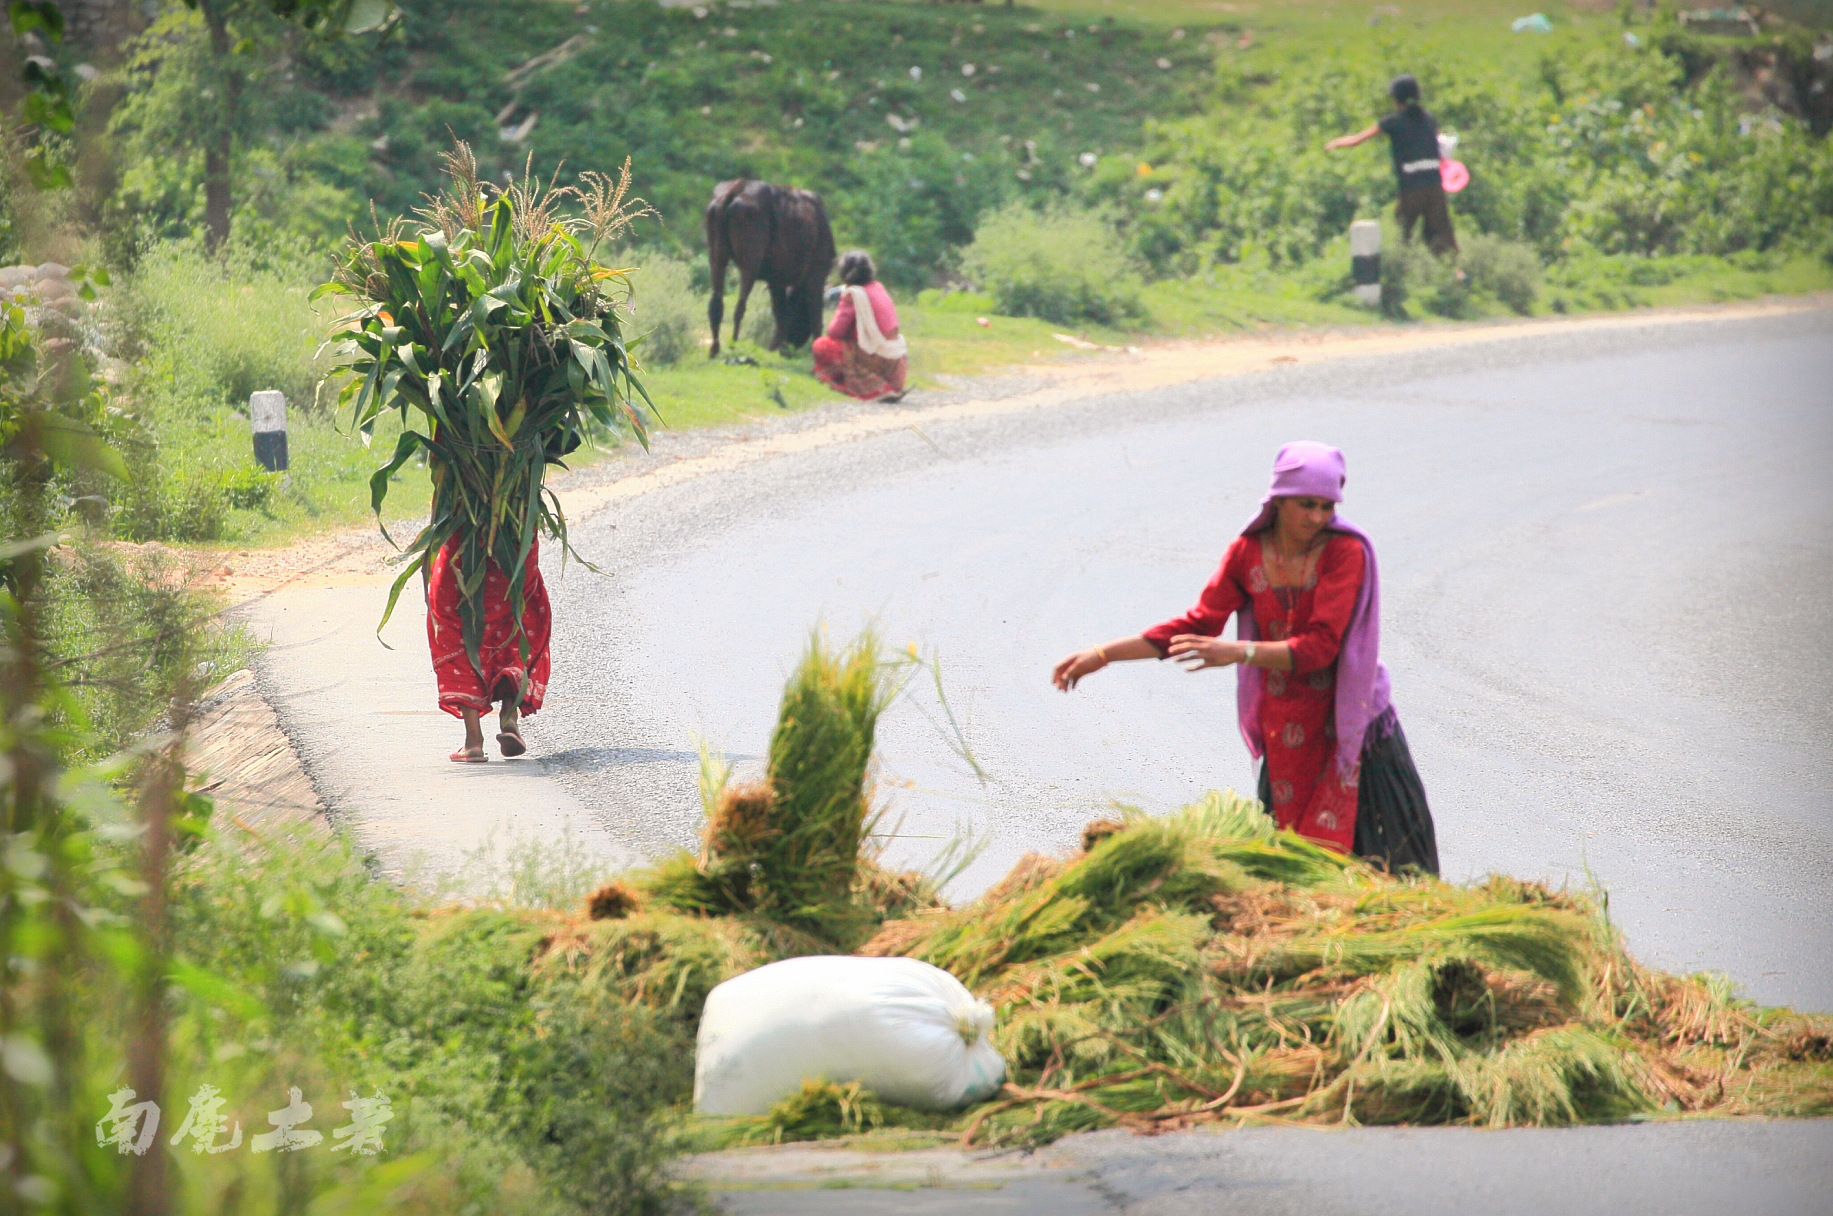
1259, 708, 1440, 876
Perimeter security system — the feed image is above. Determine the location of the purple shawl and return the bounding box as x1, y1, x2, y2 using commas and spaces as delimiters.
1234, 442, 1390, 779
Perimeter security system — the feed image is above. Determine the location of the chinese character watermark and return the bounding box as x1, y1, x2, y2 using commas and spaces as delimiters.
98, 1085, 390, 1156
330, 1090, 394, 1156
96, 1088, 159, 1156
251, 1087, 322, 1153
170, 1083, 242, 1154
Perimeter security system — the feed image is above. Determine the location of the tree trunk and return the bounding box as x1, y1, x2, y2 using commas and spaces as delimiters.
122, 682, 197, 1216
200, 1, 238, 252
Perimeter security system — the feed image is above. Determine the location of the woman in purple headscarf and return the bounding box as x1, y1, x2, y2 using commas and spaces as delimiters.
1051, 441, 1438, 873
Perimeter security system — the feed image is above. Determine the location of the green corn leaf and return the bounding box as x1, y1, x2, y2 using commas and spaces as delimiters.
33, 412, 129, 479
374, 550, 429, 645
321, 143, 658, 644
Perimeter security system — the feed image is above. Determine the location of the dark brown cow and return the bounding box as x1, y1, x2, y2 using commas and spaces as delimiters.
704, 178, 837, 357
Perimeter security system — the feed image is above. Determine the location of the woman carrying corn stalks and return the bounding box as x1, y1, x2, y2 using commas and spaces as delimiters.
321, 147, 656, 765
812, 250, 907, 402
429, 533, 549, 762
1052, 441, 1439, 874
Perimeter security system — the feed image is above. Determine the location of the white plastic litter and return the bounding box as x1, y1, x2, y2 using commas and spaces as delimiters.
693, 956, 1006, 1116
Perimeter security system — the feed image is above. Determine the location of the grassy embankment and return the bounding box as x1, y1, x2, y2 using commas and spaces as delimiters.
83, 0, 1831, 549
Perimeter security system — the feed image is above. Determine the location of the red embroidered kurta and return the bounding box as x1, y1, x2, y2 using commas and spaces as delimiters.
1142, 533, 1367, 852
426, 536, 551, 719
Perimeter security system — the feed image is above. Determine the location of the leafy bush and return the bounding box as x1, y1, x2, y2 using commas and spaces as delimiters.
1461, 233, 1542, 315
1379, 228, 1461, 320
961, 203, 1145, 327
113, 237, 331, 421
842, 131, 1016, 289
111, 461, 234, 542
626, 252, 705, 366
1098, 26, 1833, 274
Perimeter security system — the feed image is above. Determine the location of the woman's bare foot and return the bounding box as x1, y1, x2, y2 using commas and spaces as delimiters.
497, 704, 526, 758
454, 707, 487, 762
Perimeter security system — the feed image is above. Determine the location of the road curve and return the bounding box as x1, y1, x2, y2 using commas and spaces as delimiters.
544, 307, 1833, 1014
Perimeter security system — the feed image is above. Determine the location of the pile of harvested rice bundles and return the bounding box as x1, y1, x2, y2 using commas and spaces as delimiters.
527, 636, 1832, 1145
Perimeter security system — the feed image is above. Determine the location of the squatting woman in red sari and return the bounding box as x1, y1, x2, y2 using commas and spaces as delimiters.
1052, 441, 1439, 873
812, 250, 907, 402
428, 535, 550, 763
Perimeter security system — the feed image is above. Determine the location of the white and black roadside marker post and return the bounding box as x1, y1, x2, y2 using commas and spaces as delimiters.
1350, 219, 1381, 308
250, 389, 289, 473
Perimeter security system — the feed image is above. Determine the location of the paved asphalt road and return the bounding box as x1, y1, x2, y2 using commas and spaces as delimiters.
545, 309, 1833, 1216
689, 1121, 1833, 1215
544, 307, 1833, 1014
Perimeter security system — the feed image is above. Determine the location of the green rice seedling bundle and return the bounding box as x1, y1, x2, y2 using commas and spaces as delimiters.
318, 144, 656, 666
852, 794, 1833, 1143
517, 634, 1830, 1145
643, 630, 897, 947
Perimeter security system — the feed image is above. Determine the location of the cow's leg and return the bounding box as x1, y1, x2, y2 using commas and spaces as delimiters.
801, 274, 826, 349
732, 270, 759, 349
766, 281, 792, 351
707, 278, 725, 359
707, 239, 728, 359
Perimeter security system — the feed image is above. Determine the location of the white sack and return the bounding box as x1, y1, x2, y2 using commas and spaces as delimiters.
693, 955, 1006, 1115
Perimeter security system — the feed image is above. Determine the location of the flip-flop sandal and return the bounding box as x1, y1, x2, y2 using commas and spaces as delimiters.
497, 731, 527, 758
449, 748, 487, 763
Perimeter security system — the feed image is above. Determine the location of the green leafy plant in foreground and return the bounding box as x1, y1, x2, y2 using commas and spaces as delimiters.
319, 144, 657, 670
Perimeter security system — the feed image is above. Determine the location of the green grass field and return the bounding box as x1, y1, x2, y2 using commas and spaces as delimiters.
93, 0, 1831, 549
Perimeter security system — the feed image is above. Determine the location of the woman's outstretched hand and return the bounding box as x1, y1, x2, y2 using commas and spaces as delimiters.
1169, 634, 1243, 671
1052, 649, 1108, 691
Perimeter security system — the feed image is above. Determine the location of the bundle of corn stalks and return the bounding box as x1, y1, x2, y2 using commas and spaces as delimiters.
318, 144, 656, 663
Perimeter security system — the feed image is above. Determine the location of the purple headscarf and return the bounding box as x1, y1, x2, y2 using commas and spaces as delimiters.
1235, 441, 1390, 779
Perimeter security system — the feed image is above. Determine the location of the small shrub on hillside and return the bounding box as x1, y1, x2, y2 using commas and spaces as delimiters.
1461, 234, 1542, 315
843, 132, 1016, 289
1380, 230, 1542, 318
627, 252, 705, 366
113, 237, 330, 421
961, 203, 1144, 327
1379, 234, 1440, 319
112, 461, 233, 542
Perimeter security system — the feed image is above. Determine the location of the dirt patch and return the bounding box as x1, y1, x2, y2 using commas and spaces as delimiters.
185, 669, 330, 837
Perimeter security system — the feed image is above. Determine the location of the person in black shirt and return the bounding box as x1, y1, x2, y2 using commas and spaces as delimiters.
1326, 74, 1459, 258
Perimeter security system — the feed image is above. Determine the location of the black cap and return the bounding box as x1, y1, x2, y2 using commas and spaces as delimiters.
1389, 73, 1421, 104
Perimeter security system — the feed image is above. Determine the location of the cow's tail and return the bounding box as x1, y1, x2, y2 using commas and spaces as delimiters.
705, 179, 747, 355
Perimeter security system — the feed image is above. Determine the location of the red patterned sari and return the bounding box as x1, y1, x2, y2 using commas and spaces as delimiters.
426, 536, 550, 719
812, 281, 907, 400
1143, 533, 1366, 853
